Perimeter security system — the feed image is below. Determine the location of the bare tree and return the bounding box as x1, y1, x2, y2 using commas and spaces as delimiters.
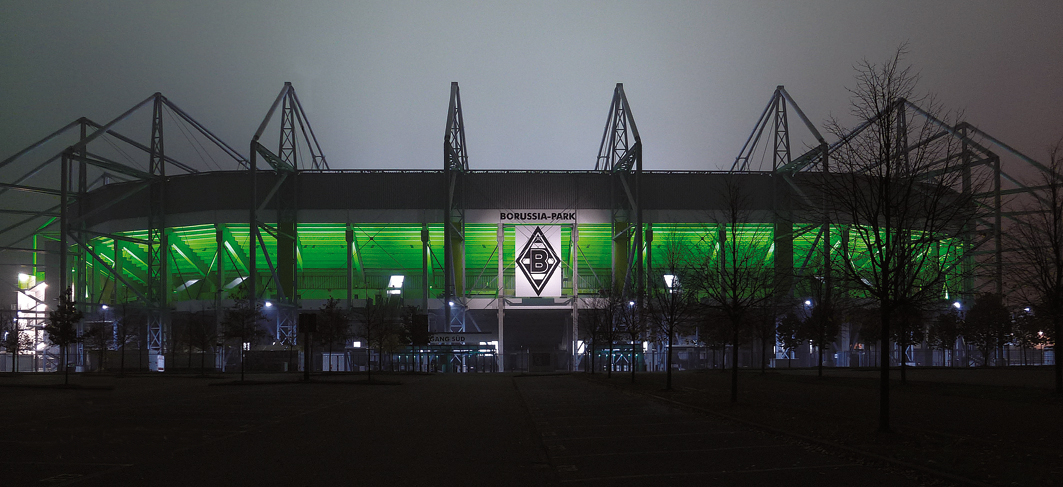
964, 293, 1010, 366
44, 290, 84, 385
578, 300, 608, 374
775, 311, 803, 368
187, 309, 216, 375
114, 304, 143, 376
694, 177, 778, 402
81, 321, 110, 372
618, 295, 647, 384
583, 287, 624, 377
1008, 140, 1063, 392
802, 302, 841, 377
1011, 309, 1044, 366
816, 47, 977, 431
220, 297, 268, 381
646, 229, 699, 389
928, 308, 963, 367
1, 314, 33, 373
356, 294, 401, 382
748, 305, 778, 373
317, 297, 351, 373
891, 302, 925, 381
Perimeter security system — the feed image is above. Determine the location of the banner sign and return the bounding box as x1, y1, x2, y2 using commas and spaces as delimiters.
499, 211, 576, 223
515, 225, 563, 297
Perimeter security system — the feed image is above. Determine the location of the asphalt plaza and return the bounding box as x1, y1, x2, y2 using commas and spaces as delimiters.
1, 373, 921, 485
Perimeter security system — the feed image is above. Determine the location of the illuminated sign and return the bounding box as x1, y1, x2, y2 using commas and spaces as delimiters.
515, 225, 562, 297
429, 334, 467, 344
499, 211, 576, 222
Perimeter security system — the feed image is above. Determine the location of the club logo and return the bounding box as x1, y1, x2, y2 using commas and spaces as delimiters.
516, 226, 561, 296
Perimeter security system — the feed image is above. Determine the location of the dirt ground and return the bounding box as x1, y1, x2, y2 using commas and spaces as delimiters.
585, 367, 1063, 486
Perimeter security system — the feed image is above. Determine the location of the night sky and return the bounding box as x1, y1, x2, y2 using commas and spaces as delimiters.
1, 1, 1061, 172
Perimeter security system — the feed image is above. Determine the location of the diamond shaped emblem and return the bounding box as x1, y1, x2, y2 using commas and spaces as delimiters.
517, 227, 561, 296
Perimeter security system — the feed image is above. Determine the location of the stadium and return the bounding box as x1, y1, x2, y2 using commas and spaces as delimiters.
0, 82, 1046, 373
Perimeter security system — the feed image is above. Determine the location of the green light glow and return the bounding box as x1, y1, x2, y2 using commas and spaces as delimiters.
80, 221, 963, 304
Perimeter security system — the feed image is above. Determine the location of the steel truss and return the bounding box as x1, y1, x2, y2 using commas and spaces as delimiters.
735, 85, 1052, 307
0, 93, 247, 362
596, 83, 643, 302
443, 82, 469, 332
249, 82, 329, 346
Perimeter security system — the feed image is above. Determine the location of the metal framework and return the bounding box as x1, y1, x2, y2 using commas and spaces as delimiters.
732, 85, 1054, 309
249, 82, 329, 346
1, 80, 1055, 374
596, 83, 643, 302
0, 92, 247, 366
443, 82, 469, 332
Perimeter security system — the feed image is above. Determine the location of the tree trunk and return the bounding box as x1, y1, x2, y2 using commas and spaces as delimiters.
607, 343, 612, 378
1054, 315, 1062, 393
761, 335, 767, 373
818, 327, 825, 378
731, 322, 739, 403
878, 305, 892, 433
630, 340, 636, 384
666, 330, 673, 390
899, 319, 907, 384
589, 342, 595, 374
63, 345, 70, 385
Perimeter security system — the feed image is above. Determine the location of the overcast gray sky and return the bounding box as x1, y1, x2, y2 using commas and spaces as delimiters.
2, 0, 1061, 172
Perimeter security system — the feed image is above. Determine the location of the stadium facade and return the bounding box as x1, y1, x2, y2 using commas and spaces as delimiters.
0, 83, 1042, 373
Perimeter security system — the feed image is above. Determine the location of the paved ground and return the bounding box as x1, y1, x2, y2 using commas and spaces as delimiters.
515, 375, 916, 485
1, 373, 925, 485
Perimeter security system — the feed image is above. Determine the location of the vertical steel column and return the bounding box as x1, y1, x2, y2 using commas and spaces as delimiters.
497, 222, 505, 372
993, 154, 1003, 295
772, 92, 791, 171
571, 221, 579, 372
276, 91, 298, 345
59, 152, 69, 298
346, 224, 354, 310
249, 147, 258, 317
443, 82, 468, 332
146, 94, 168, 358
959, 126, 974, 300
820, 142, 832, 319
76, 121, 88, 305
635, 147, 643, 307
215, 225, 224, 336
421, 223, 430, 312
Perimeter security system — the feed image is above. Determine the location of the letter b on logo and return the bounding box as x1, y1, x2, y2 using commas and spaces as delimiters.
528, 249, 552, 272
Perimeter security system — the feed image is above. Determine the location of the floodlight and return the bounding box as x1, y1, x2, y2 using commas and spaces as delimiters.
101, 305, 108, 310
804, 300, 812, 307
952, 301, 962, 310
264, 301, 273, 308
1024, 307, 1031, 313
628, 301, 635, 307
17, 273, 29, 281
448, 301, 455, 306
